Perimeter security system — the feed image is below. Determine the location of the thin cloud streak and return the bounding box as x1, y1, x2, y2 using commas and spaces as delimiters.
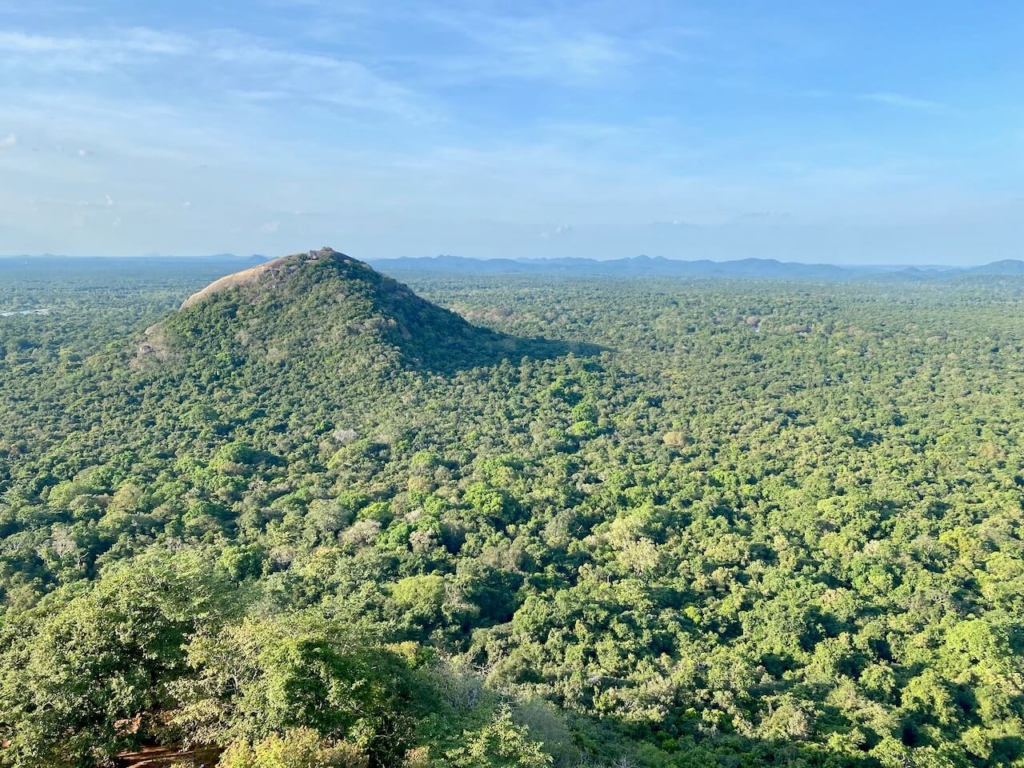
859, 91, 951, 113
0, 27, 432, 121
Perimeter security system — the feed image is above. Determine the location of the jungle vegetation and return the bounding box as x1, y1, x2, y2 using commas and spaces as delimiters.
0, 251, 1022, 767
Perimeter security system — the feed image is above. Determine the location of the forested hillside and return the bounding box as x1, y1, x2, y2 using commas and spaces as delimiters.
1, 252, 1023, 767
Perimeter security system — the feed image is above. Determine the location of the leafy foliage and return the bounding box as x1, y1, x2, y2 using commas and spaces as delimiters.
2, 255, 1024, 766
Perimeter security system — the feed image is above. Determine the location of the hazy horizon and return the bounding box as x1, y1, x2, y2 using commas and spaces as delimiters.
0, 250, 989, 270
1, 1, 1021, 264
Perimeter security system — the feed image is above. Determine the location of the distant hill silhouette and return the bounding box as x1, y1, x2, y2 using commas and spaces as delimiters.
964, 259, 1024, 276
368, 254, 1024, 281
5, 251, 1024, 283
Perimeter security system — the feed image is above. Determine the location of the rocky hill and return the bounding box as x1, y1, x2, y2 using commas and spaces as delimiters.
138, 247, 561, 377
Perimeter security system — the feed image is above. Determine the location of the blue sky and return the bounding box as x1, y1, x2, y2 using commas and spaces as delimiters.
0, 1, 1021, 263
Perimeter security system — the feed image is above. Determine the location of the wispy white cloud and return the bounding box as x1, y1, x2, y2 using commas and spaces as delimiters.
260, 221, 280, 233
0, 26, 430, 120
860, 92, 949, 112
0, 132, 16, 148
653, 218, 703, 229
261, 2, 706, 91
410, 9, 633, 85
0, 27, 194, 71
540, 224, 573, 239
73, 193, 116, 207
653, 211, 792, 229
0, 27, 190, 54
210, 42, 433, 120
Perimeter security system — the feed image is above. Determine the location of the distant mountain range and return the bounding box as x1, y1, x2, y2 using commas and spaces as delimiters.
365, 254, 1022, 281
964, 259, 1024, 276
5, 252, 1024, 281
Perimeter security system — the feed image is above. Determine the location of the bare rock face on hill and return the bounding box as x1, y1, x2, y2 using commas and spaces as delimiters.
135, 247, 568, 378
178, 248, 363, 309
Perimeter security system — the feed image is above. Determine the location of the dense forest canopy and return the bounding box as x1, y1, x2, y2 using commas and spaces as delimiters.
1, 252, 1023, 767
